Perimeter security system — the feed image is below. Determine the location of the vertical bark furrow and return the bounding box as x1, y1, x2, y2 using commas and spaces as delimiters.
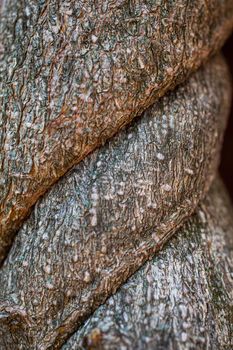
0, 55, 231, 349
0, 0, 233, 263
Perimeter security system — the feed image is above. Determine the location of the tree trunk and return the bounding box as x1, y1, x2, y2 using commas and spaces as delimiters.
0, 55, 231, 350
1, 0, 233, 263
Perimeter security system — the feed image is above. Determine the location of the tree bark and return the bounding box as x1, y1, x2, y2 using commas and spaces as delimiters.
0, 55, 231, 350
1, 0, 233, 263
62, 177, 233, 350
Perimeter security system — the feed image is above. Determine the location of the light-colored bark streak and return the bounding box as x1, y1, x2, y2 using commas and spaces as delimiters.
0, 56, 231, 349
0, 0, 233, 263
62, 178, 233, 350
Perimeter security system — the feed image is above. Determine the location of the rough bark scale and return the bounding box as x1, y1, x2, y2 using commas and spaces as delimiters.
62, 178, 233, 350
1, 0, 233, 263
0, 55, 231, 349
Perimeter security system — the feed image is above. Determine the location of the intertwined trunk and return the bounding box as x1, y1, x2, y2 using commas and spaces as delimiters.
0, 1, 233, 350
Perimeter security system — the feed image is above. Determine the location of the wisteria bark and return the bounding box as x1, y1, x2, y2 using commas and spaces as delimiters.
0, 0, 233, 263
1, 1, 233, 350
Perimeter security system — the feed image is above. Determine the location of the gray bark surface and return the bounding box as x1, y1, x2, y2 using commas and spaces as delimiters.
0, 55, 231, 350
62, 178, 233, 350
1, 0, 233, 263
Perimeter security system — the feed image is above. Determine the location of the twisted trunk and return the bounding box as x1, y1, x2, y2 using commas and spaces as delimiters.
1, 1, 233, 349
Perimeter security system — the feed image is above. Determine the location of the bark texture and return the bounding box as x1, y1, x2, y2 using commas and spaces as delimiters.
62, 178, 233, 350
0, 55, 231, 350
1, 0, 233, 263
